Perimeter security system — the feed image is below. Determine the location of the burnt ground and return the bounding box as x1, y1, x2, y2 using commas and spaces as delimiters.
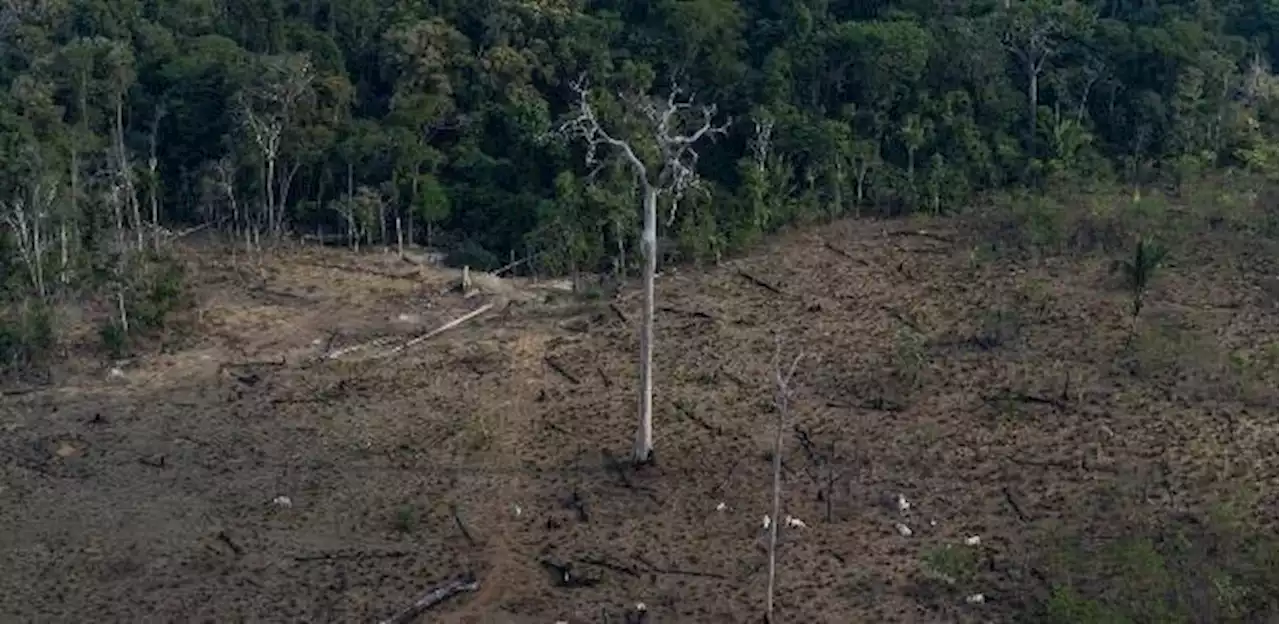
1, 207, 1277, 623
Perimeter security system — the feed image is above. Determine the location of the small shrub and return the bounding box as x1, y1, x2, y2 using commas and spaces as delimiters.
0, 300, 54, 374
1040, 515, 1278, 624
98, 322, 128, 360
920, 544, 981, 586
1118, 236, 1169, 343
132, 258, 189, 332
392, 505, 419, 533
974, 307, 1022, 350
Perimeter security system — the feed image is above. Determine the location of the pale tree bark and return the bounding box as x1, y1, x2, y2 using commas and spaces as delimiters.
238, 54, 314, 242
114, 92, 144, 252
998, 2, 1082, 163
147, 104, 166, 253
766, 342, 805, 624
64, 150, 77, 285
555, 75, 729, 463
2, 179, 57, 300
107, 181, 130, 334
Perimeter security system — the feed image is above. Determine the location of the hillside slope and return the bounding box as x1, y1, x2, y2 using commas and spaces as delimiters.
1, 209, 1276, 622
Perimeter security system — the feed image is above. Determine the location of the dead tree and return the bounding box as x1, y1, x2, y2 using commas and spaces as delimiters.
766, 342, 805, 624
1, 176, 58, 300
554, 75, 729, 463
104, 41, 143, 252
146, 103, 167, 253
238, 53, 314, 242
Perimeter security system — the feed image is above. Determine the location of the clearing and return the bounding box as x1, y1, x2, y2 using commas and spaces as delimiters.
1, 208, 1277, 622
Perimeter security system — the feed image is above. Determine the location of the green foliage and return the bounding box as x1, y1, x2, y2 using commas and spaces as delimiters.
920, 545, 981, 586
0, 300, 54, 374
131, 256, 189, 332
0, 0, 1276, 333
1120, 236, 1168, 319
391, 505, 418, 534
1041, 516, 1278, 623
445, 239, 499, 272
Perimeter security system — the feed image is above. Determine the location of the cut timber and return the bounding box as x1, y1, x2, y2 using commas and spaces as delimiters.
379, 575, 479, 624
377, 302, 495, 358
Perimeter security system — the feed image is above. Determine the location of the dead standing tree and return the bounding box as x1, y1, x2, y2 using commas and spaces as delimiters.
766, 342, 805, 624
554, 75, 730, 463
1, 175, 59, 301
237, 53, 314, 244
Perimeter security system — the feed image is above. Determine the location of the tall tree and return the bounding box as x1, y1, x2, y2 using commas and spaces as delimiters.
554, 75, 729, 463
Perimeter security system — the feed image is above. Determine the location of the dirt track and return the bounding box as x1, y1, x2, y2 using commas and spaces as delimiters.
1, 216, 1276, 622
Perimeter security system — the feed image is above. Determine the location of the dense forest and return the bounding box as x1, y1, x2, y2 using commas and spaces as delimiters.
0, 0, 1277, 365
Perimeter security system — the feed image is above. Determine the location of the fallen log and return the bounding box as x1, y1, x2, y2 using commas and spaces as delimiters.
379, 575, 479, 624
378, 303, 495, 358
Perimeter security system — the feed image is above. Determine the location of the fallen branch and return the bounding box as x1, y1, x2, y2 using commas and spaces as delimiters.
886, 229, 955, 244
376, 303, 496, 359
634, 554, 728, 580
493, 254, 536, 276
821, 241, 868, 265
608, 302, 630, 324
1002, 486, 1030, 523
379, 575, 480, 624
451, 504, 479, 547
736, 269, 785, 296
673, 400, 718, 434
545, 357, 581, 385
323, 335, 400, 360
658, 305, 715, 320
294, 550, 411, 562
577, 555, 640, 577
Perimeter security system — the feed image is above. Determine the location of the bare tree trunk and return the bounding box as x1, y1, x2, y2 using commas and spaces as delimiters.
395, 214, 404, 258
66, 150, 77, 285
110, 186, 130, 334
1027, 63, 1039, 159
346, 162, 356, 252
115, 96, 144, 252
855, 169, 867, 216
265, 155, 276, 243
766, 347, 804, 624
148, 107, 163, 253
379, 201, 387, 252
634, 183, 657, 463
32, 204, 44, 298
278, 161, 300, 237
59, 221, 69, 286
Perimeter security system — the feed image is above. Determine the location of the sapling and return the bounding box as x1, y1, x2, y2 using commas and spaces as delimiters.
1120, 235, 1168, 344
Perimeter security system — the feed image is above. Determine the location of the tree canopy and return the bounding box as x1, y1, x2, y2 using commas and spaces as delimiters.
0, 0, 1276, 276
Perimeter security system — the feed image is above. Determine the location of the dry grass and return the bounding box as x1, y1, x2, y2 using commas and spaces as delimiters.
1, 191, 1276, 622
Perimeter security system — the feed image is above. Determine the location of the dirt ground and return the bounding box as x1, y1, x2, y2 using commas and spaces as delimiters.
1, 214, 1276, 623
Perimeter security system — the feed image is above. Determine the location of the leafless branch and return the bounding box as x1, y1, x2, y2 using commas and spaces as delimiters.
554, 74, 649, 181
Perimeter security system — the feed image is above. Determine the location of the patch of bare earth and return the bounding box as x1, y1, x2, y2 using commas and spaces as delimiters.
0, 217, 1275, 622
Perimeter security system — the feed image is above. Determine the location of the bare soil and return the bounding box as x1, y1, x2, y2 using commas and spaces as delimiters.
2, 215, 1276, 623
